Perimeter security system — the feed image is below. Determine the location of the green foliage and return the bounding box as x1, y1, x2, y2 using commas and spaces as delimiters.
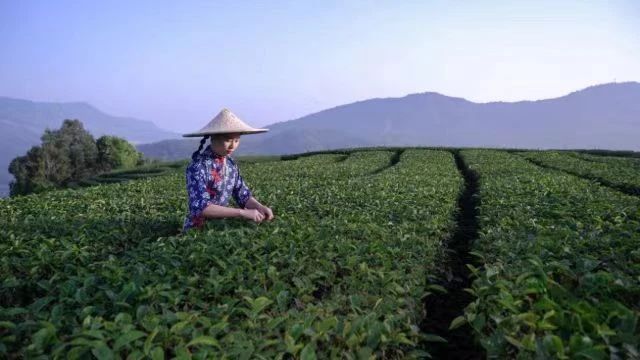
0, 149, 463, 358
8, 120, 142, 196
41, 119, 99, 181
8, 146, 54, 195
78, 161, 188, 187
574, 149, 640, 159
461, 150, 640, 359
4, 148, 639, 358
521, 151, 640, 195
97, 135, 143, 171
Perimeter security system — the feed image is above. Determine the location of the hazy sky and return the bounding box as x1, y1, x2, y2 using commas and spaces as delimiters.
1, 0, 639, 133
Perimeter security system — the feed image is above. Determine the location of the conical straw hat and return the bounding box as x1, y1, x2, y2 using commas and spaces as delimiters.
182, 108, 269, 137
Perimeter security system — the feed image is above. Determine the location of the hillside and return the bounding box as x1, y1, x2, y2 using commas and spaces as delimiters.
138, 82, 640, 161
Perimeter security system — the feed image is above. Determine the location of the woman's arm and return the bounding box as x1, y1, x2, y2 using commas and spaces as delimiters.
202, 204, 265, 222
230, 166, 273, 221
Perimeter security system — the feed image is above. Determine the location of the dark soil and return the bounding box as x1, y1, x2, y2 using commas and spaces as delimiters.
370, 149, 405, 175
419, 150, 484, 359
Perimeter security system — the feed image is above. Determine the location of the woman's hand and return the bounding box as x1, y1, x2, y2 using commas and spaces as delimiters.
258, 205, 274, 221
242, 197, 274, 222
240, 208, 265, 223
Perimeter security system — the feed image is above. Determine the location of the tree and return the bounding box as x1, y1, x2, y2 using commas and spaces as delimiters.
96, 135, 143, 171
41, 119, 98, 182
9, 119, 99, 196
8, 119, 145, 196
9, 146, 54, 196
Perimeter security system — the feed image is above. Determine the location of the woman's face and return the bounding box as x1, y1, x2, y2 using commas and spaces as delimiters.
211, 133, 241, 156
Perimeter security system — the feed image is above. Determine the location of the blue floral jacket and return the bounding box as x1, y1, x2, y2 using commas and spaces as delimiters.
183, 146, 252, 232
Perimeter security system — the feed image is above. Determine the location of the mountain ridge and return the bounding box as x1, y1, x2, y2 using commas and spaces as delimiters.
0, 96, 178, 143
138, 81, 640, 161
2, 81, 639, 195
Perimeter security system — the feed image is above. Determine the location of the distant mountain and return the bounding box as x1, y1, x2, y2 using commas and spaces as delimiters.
240, 128, 373, 155
138, 128, 373, 160
0, 97, 179, 195
138, 82, 640, 161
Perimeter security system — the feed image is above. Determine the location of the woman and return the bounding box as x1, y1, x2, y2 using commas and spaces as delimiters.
182, 108, 274, 232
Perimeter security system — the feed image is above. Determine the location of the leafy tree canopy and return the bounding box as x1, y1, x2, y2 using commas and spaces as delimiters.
9, 119, 143, 196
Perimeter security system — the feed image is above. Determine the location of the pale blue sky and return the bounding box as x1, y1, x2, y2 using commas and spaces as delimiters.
1, 0, 638, 132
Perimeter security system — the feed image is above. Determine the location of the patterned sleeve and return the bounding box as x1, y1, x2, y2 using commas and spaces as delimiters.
186, 161, 212, 217
232, 166, 252, 208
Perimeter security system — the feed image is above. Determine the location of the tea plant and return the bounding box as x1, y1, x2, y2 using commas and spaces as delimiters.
1, 150, 463, 358
461, 150, 640, 359
520, 151, 640, 195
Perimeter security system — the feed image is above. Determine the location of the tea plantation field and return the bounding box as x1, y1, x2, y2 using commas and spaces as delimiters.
1, 149, 639, 359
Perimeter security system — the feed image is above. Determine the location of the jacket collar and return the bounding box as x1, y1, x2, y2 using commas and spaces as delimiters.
201, 146, 226, 161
